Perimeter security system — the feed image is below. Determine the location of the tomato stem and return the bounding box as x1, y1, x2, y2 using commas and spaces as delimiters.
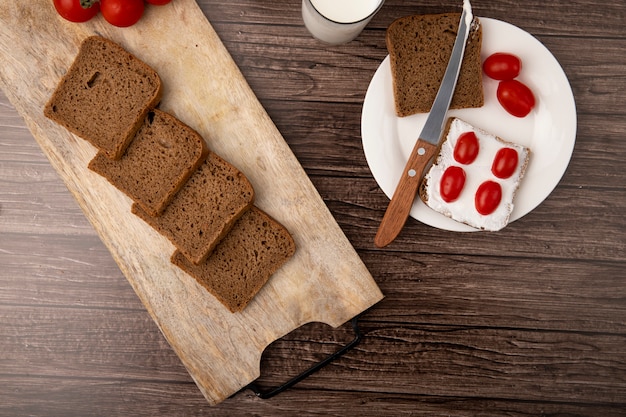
80, 0, 99, 9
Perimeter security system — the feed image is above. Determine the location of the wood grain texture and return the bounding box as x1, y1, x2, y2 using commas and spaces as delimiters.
1, 0, 625, 415
0, 0, 382, 405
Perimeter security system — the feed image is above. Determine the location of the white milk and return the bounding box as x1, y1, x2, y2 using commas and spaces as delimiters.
302, 0, 384, 44
310, 0, 382, 23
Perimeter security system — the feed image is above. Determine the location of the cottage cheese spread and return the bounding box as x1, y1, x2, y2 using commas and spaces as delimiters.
422, 118, 530, 231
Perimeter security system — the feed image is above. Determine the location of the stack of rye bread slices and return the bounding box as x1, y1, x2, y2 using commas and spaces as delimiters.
44, 36, 295, 313
386, 13, 530, 230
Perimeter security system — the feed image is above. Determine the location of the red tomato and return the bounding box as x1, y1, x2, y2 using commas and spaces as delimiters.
439, 166, 466, 203
53, 0, 100, 23
100, 0, 144, 27
146, 0, 173, 4
475, 181, 502, 215
453, 132, 480, 165
497, 79, 536, 118
492, 147, 519, 179
483, 53, 521, 81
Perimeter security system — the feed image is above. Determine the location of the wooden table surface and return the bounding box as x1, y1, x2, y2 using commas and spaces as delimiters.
1, 0, 625, 415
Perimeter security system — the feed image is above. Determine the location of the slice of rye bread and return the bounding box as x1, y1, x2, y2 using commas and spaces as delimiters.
386, 13, 484, 117
89, 109, 209, 217
171, 207, 296, 313
131, 151, 255, 265
44, 36, 163, 159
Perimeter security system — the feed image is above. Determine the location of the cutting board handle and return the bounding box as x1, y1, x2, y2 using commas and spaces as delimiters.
244, 316, 363, 399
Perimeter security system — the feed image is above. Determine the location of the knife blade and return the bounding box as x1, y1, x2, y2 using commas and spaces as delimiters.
374, 0, 474, 248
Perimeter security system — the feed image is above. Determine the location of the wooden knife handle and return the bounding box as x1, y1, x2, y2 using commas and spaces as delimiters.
374, 139, 438, 248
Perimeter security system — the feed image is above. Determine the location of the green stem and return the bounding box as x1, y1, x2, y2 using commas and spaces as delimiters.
80, 0, 100, 9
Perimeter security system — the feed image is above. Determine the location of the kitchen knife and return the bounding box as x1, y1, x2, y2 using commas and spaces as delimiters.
374, 0, 474, 248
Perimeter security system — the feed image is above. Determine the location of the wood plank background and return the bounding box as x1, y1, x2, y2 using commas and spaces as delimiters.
0, 0, 385, 403
1, 0, 625, 415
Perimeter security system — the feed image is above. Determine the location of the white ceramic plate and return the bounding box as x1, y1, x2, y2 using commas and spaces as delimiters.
361, 18, 577, 232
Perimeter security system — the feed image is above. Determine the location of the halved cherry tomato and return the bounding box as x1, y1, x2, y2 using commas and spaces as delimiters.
483, 53, 521, 81
439, 166, 466, 203
53, 0, 100, 23
492, 147, 519, 179
453, 132, 480, 165
100, 0, 144, 27
497, 79, 536, 118
475, 180, 502, 215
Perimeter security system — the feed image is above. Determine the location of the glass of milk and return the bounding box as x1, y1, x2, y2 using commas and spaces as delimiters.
302, 0, 385, 45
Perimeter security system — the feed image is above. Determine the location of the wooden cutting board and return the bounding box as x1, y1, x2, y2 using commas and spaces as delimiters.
0, 1, 383, 405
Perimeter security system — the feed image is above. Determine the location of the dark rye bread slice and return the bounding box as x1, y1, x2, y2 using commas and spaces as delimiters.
44, 36, 163, 159
89, 109, 209, 217
386, 13, 484, 117
172, 207, 296, 313
131, 151, 255, 265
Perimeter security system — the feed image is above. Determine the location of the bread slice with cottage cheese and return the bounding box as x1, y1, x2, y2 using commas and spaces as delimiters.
419, 118, 530, 231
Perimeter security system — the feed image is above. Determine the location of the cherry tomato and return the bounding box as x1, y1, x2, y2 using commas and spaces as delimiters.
100, 0, 144, 27
53, 0, 100, 23
483, 53, 521, 81
492, 147, 519, 179
497, 79, 536, 118
475, 180, 502, 215
453, 132, 480, 165
146, 0, 173, 4
439, 166, 466, 203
